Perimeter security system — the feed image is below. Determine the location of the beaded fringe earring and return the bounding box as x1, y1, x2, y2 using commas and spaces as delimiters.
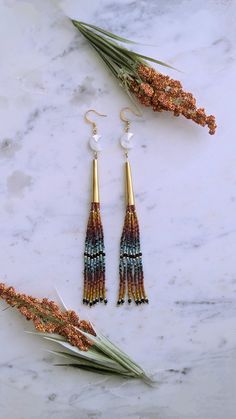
83, 110, 107, 306
117, 107, 149, 306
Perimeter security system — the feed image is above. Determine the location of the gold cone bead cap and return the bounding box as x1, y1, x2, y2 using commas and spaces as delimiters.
125, 160, 135, 206
92, 158, 99, 203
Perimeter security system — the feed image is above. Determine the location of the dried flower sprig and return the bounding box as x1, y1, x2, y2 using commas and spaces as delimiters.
0, 283, 151, 382
72, 20, 216, 135
0, 283, 94, 350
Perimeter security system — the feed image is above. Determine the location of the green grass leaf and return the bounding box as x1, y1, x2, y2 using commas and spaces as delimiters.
72, 20, 137, 44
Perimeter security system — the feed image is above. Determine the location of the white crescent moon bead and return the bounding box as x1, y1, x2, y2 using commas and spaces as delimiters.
89, 134, 102, 152
120, 132, 134, 150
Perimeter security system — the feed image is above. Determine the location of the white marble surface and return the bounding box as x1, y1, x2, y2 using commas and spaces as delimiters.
0, 0, 235, 418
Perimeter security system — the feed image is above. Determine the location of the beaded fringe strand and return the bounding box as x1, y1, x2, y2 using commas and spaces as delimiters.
118, 204, 148, 305
83, 202, 107, 306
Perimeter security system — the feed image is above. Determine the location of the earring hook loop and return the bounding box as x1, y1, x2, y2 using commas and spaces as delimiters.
120, 107, 142, 132
84, 109, 107, 134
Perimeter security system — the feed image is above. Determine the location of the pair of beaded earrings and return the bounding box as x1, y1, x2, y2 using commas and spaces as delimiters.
83, 107, 149, 307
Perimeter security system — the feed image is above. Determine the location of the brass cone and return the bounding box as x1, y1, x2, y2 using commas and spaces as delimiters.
125, 160, 135, 206
92, 158, 99, 203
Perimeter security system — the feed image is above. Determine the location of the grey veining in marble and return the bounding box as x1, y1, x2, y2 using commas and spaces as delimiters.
0, 0, 235, 418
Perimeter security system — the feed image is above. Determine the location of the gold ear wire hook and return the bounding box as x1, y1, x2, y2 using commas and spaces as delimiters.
120, 107, 142, 132
84, 109, 107, 134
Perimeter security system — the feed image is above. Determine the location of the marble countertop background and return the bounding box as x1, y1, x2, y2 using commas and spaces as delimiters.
0, 0, 235, 418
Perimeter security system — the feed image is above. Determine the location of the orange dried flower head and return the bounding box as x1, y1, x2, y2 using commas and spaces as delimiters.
0, 283, 96, 351
130, 64, 217, 135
